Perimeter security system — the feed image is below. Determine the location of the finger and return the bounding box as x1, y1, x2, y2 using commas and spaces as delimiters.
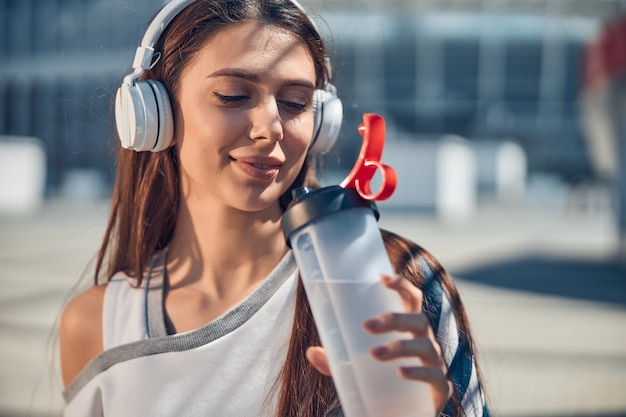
305, 346, 332, 376
370, 338, 443, 368
381, 274, 423, 313
398, 366, 454, 407
364, 312, 432, 339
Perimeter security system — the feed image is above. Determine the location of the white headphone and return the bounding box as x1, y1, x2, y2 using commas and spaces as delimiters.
115, 0, 343, 154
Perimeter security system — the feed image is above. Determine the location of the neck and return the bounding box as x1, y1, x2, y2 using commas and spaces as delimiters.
166, 197, 288, 297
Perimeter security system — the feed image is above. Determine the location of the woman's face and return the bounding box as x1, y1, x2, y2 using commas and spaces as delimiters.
173, 21, 316, 213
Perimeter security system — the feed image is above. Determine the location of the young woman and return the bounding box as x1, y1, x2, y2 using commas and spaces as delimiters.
59, 0, 489, 416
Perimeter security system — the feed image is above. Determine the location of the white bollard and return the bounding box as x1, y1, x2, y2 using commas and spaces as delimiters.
496, 141, 527, 204
377, 139, 439, 210
436, 135, 477, 221
0, 137, 46, 213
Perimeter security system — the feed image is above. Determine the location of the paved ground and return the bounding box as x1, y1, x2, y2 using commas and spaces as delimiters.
0, 198, 625, 417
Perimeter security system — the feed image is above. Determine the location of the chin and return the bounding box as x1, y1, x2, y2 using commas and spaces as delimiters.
228, 188, 285, 214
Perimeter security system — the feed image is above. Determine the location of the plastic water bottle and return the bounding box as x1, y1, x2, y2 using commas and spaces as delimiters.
282, 185, 435, 417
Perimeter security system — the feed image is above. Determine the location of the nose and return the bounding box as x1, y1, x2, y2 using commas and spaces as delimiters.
249, 97, 284, 143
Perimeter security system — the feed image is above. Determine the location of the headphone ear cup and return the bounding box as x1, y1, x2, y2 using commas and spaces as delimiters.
114, 80, 173, 152
309, 86, 343, 155
146, 80, 174, 152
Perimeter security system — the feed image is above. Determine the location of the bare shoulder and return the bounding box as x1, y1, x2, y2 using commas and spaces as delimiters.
59, 284, 107, 388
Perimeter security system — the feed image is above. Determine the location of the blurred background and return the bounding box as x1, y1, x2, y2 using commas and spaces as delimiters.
1, 0, 625, 416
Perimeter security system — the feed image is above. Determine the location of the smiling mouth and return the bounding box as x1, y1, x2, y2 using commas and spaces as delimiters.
250, 162, 279, 170
231, 157, 283, 180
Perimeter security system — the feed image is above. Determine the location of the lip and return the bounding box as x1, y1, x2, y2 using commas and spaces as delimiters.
230, 155, 284, 180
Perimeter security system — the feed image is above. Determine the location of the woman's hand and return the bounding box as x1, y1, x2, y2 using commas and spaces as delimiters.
306, 274, 453, 414
363, 274, 453, 413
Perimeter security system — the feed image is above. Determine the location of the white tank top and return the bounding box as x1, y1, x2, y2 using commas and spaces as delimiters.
63, 250, 300, 417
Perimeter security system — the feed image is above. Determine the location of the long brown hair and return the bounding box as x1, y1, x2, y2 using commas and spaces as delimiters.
95, 1, 480, 415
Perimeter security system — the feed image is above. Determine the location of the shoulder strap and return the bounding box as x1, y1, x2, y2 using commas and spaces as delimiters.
146, 249, 169, 338
102, 250, 167, 349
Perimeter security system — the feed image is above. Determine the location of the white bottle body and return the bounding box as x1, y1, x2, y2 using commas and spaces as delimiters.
290, 207, 435, 417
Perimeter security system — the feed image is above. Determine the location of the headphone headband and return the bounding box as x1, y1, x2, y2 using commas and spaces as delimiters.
124, 0, 196, 86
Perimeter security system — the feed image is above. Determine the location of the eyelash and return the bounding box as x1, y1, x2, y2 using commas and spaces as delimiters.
214, 93, 308, 113
279, 100, 307, 112
214, 92, 248, 104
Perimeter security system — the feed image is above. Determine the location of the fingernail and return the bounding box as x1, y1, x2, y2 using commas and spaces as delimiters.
399, 366, 425, 379
372, 346, 389, 357
364, 318, 381, 329
382, 274, 401, 286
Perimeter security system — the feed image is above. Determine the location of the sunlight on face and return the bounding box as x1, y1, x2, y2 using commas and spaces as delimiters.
174, 22, 317, 214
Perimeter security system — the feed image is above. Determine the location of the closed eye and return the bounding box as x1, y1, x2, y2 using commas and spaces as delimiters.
278, 100, 308, 114
214, 92, 249, 105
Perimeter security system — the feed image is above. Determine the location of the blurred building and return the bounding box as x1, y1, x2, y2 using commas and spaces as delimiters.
0, 0, 624, 200
324, 10, 596, 181
0, 0, 164, 198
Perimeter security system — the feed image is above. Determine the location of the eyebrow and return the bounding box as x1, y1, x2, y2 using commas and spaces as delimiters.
208, 68, 316, 90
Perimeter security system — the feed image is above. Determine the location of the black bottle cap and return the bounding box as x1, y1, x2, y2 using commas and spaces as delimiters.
281, 185, 379, 248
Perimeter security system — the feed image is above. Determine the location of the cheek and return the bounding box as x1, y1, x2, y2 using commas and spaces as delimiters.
288, 134, 312, 158
174, 105, 235, 157
280, 131, 312, 186
285, 116, 315, 155
282, 142, 309, 182
174, 113, 225, 178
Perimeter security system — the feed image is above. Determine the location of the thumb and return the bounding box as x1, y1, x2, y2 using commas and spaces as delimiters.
305, 346, 332, 376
